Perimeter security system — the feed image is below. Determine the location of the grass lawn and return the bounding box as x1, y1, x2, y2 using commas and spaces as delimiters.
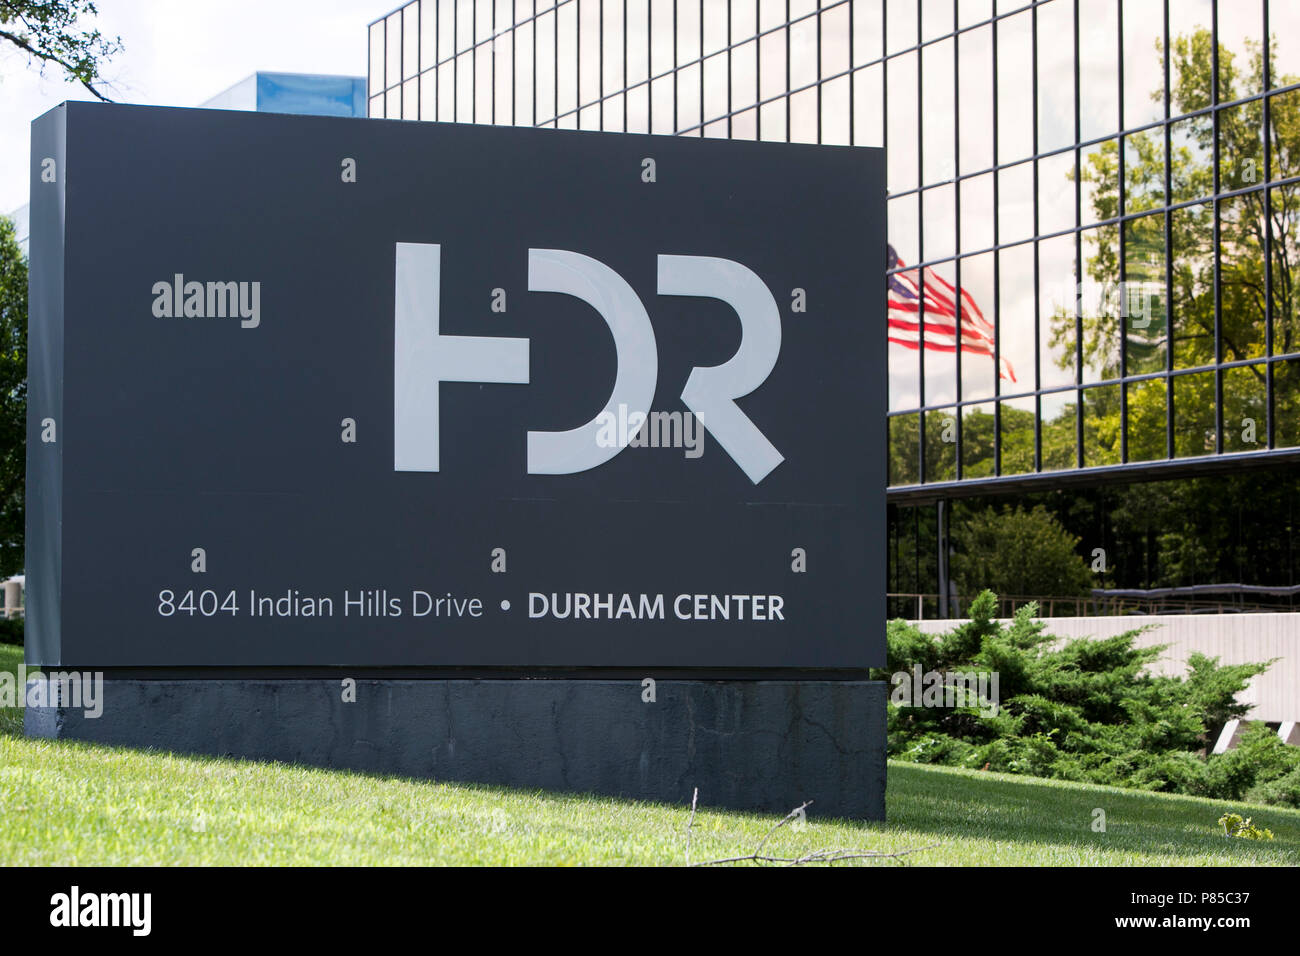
1, 643, 1297, 865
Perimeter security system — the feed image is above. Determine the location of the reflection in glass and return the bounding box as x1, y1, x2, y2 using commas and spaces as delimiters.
1079, 138, 1118, 229
999, 242, 1037, 394
889, 413, 921, 485
790, 87, 818, 143
960, 172, 994, 255
1272, 0, 1300, 89
1170, 201, 1213, 369
403, 4, 419, 80
1040, 391, 1077, 471
1078, 223, 1120, 383
704, 53, 727, 125
922, 274, 958, 407
922, 38, 955, 184
997, 161, 1033, 245
370, 22, 385, 94
886, 0, 917, 55
1219, 192, 1267, 363
924, 408, 958, 482
999, 397, 1035, 474
963, 402, 997, 478
822, 76, 850, 145
1124, 212, 1168, 376
1222, 363, 1268, 453
1040, 232, 1080, 389
1082, 385, 1122, 466
790, 12, 817, 90
404, 77, 418, 120
886, 51, 917, 192
958, 25, 993, 175
1036, 0, 1074, 154
854, 64, 883, 148
1217, 0, 1263, 100
1272, 185, 1300, 357
822, 4, 850, 79
1276, 359, 1300, 447
387, 12, 403, 90
1122, 0, 1164, 128
996, 10, 1032, 165
1124, 132, 1165, 213
1174, 370, 1216, 457
960, 252, 998, 403
1038, 151, 1076, 237
1218, 99, 1264, 194
922, 184, 956, 263
1078, 0, 1119, 141
677, 62, 702, 131
854, 0, 883, 67
732, 39, 758, 114
1125, 378, 1166, 461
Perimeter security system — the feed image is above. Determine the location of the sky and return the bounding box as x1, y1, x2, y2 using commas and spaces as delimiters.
0, 0, 401, 213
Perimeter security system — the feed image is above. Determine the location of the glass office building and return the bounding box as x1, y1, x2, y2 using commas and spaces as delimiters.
368, 1, 1300, 609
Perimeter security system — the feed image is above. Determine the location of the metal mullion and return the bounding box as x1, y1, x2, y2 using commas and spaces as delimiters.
915, 0, 926, 482
816, 0, 823, 145
1117, 0, 1128, 464
647, 0, 655, 132
1212, 0, 1224, 455
1264, 0, 1275, 449
576, 0, 581, 126
699, 0, 704, 134
1163, 0, 1174, 459
624, 0, 629, 131
491, 0, 496, 124
727, 0, 732, 137
849, 0, 854, 145
554, 1, 559, 125
533, 0, 538, 126
1073, 0, 1082, 471
786, 0, 792, 142
756, 0, 762, 139
954, 0, 963, 481
992, 4, 1004, 475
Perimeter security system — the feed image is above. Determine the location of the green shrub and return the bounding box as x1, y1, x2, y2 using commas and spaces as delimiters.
876, 590, 1276, 798
1247, 766, 1300, 808
0, 616, 21, 645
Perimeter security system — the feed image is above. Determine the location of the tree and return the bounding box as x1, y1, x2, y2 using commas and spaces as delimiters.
0, 216, 25, 577
0, 1, 121, 101
951, 504, 1093, 600
1056, 28, 1300, 460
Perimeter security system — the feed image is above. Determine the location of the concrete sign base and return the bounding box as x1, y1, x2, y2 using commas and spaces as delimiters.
26, 678, 886, 820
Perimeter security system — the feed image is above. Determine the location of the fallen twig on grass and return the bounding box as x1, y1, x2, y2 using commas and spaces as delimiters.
686, 795, 939, 867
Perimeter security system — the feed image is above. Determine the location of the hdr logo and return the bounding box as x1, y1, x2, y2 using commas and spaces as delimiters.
393, 243, 784, 484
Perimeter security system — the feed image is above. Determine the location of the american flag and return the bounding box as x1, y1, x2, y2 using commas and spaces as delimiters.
887, 243, 1016, 383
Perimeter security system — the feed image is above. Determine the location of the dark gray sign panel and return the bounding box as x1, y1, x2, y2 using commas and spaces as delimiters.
27, 102, 885, 671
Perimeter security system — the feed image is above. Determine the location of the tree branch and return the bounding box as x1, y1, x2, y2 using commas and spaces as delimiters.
0, 26, 114, 102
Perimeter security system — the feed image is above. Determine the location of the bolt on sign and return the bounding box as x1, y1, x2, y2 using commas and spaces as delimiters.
27, 102, 885, 672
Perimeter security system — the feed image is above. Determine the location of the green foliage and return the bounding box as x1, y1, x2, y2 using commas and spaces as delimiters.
0, 616, 22, 646
1248, 766, 1300, 809
880, 592, 1289, 799
0, 214, 24, 574
0, 217, 24, 578
1218, 812, 1275, 841
951, 504, 1093, 599
0, 1, 121, 100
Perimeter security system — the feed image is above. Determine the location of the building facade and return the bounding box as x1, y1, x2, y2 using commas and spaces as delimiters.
366, 0, 1300, 613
